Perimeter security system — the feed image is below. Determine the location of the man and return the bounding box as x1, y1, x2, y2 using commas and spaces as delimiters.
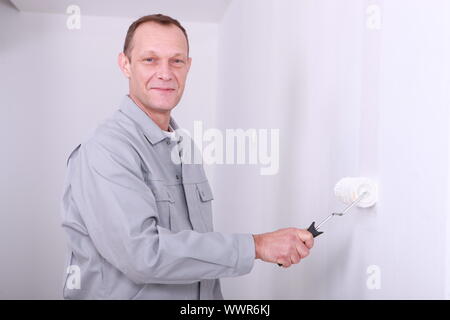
60, 14, 314, 300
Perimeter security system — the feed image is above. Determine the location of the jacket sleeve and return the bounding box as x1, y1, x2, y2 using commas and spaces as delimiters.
69, 137, 255, 285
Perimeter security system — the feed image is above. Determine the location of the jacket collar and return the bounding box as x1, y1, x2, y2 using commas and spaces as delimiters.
119, 95, 180, 145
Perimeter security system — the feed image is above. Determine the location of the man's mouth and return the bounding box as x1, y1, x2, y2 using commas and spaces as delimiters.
151, 87, 176, 92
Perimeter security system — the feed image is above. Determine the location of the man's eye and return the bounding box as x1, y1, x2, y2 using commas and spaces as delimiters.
144, 58, 154, 62
173, 59, 184, 64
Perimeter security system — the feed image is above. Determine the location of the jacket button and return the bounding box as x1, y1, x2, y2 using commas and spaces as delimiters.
176, 175, 180, 180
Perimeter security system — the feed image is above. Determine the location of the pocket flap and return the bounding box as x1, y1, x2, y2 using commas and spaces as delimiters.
151, 184, 175, 203
196, 181, 214, 202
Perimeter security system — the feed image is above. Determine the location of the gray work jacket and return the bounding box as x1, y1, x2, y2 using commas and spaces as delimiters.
60, 95, 255, 299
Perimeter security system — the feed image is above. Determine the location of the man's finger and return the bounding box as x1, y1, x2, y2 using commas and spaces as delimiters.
298, 230, 314, 249
277, 255, 292, 268
295, 241, 310, 259
291, 253, 301, 265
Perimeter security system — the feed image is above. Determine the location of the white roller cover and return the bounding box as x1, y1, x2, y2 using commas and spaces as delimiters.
334, 177, 378, 208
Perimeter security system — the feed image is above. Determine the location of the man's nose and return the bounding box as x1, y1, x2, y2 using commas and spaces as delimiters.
156, 61, 173, 81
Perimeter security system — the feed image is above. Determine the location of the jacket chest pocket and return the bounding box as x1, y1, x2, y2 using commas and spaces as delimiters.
148, 181, 174, 230
195, 181, 214, 232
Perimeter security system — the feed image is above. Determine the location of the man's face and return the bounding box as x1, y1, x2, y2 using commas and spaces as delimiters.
119, 22, 191, 114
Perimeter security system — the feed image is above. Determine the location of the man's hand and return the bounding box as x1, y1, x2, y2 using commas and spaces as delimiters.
252, 228, 314, 268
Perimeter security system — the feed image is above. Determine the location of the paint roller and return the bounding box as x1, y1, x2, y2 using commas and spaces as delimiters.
308, 176, 378, 237
278, 177, 378, 266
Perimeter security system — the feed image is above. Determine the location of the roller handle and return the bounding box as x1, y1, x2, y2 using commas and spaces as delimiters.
307, 221, 323, 238
277, 222, 323, 267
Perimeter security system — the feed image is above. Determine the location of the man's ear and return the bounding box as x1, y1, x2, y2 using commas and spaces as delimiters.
118, 52, 131, 78
186, 57, 192, 73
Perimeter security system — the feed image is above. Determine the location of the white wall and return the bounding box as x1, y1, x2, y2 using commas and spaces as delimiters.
375, 0, 450, 299
0, 0, 218, 299
215, 0, 450, 299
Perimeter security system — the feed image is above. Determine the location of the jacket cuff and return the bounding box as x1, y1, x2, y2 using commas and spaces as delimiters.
234, 233, 256, 275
